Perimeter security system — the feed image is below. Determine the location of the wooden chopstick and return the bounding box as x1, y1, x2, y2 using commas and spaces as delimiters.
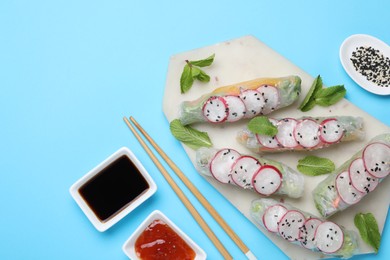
128, 116, 257, 260
123, 117, 233, 260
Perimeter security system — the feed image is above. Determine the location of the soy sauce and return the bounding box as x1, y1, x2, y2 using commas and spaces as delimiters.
79, 155, 149, 222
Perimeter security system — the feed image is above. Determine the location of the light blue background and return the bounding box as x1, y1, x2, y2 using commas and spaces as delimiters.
0, 1, 389, 259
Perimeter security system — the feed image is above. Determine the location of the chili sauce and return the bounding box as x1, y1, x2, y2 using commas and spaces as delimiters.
135, 219, 196, 260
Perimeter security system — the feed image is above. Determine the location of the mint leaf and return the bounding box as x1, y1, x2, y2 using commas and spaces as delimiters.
180, 65, 194, 94
299, 76, 346, 112
191, 66, 201, 77
354, 213, 381, 253
300, 99, 316, 112
169, 119, 212, 150
189, 54, 215, 67
299, 75, 323, 112
315, 85, 346, 107
248, 116, 278, 136
297, 155, 335, 176
179, 54, 214, 93
195, 68, 210, 82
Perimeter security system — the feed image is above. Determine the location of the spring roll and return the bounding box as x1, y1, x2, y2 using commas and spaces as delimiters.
196, 147, 304, 198
250, 198, 358, 258
179, 76, 301, 125
237, 116, 364, 153
313, 133, 390, 218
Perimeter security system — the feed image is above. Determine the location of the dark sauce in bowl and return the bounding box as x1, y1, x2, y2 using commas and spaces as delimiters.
135, 219, 196, 260
79, 155, 149, 222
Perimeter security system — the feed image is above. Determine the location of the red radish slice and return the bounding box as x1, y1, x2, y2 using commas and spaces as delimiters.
363, 142, 390, 178
294, 119, 320, 148
252, 165, 282, 196
319, 118, 344, 144
335, 171, 363, 205
257, 85, 280, 115
262, 204, 288, 233
256, 134, 279, 149
256, 118, 280, 148
314, 221, 344, 254
202, 96, 228, 123
239, 89, 265, 118
276, 118, 299, 148
278, 210, 306, 242
209, 149, 241, 184
223, 95, 246, 122
299, 218, 322, 249
230, 156, 261, 188
349, 158, 379, 193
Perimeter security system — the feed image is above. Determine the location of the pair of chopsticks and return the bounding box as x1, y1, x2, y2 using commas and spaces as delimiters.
123, 116, 256, 260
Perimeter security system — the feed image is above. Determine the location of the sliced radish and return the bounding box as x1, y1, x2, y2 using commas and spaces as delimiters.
294, 119, 320, 148
257, 85, 280, 115
255, 118, 280, 149
363, 142, 390, 178
299, 218, 322, 249
314, 221, 344, 254
320, 118, 344, 144
278, 210, 306, 242
230, 156, 261, 188
239, 89, 265, 118
335, 171, 363, 205
252, 165, 282, 196
262, 204, 288, 233
275, 118, 299, 148
223, 95, 246, 122
202, 96, 228, 123
349, 158, 379, 193
209, 149, 241, 184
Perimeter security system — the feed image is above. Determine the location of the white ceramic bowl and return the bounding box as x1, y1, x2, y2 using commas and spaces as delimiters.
69, 147, 157, 232
123, 210, 207, 260
340, 34, 390, 95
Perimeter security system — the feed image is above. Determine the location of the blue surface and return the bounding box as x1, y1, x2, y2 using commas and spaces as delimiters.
0, 1, 389, 259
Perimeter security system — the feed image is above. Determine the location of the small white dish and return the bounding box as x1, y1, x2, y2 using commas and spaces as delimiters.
123, 210, 206, 260
339, 34, 390, 95
70, 147, 157, 232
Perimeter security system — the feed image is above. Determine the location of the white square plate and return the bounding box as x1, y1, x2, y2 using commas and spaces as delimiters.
122, 210, 206, 260
69, 147, 157, 232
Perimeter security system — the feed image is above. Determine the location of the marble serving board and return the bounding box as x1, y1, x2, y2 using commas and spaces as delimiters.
162, 35, 390, 259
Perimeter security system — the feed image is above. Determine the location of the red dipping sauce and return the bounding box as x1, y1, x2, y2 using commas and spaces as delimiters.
135, 219, 196, 260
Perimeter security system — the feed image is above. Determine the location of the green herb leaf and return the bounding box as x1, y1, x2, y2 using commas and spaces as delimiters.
297, 155, 335, 176
299, 76, 346, 112
247, 116, 278, 136
195, 68, 210, 82
180, 65, 194, 94
315, 85, 346, 107
169, 119, 212, 150
300, 99, 317, 112
191, 66, 201, 77
180, 54, 214, 94
354, 212, 381, 253
299, 75, 323, 112
189, 54, 215, 67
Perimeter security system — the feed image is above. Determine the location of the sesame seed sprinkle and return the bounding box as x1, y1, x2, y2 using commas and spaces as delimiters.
350, 46, 390, 87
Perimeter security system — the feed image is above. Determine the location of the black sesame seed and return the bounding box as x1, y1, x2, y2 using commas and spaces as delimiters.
351, 46, 390, 87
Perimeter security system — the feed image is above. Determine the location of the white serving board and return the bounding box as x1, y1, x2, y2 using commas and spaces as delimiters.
162, 35, 390, 259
